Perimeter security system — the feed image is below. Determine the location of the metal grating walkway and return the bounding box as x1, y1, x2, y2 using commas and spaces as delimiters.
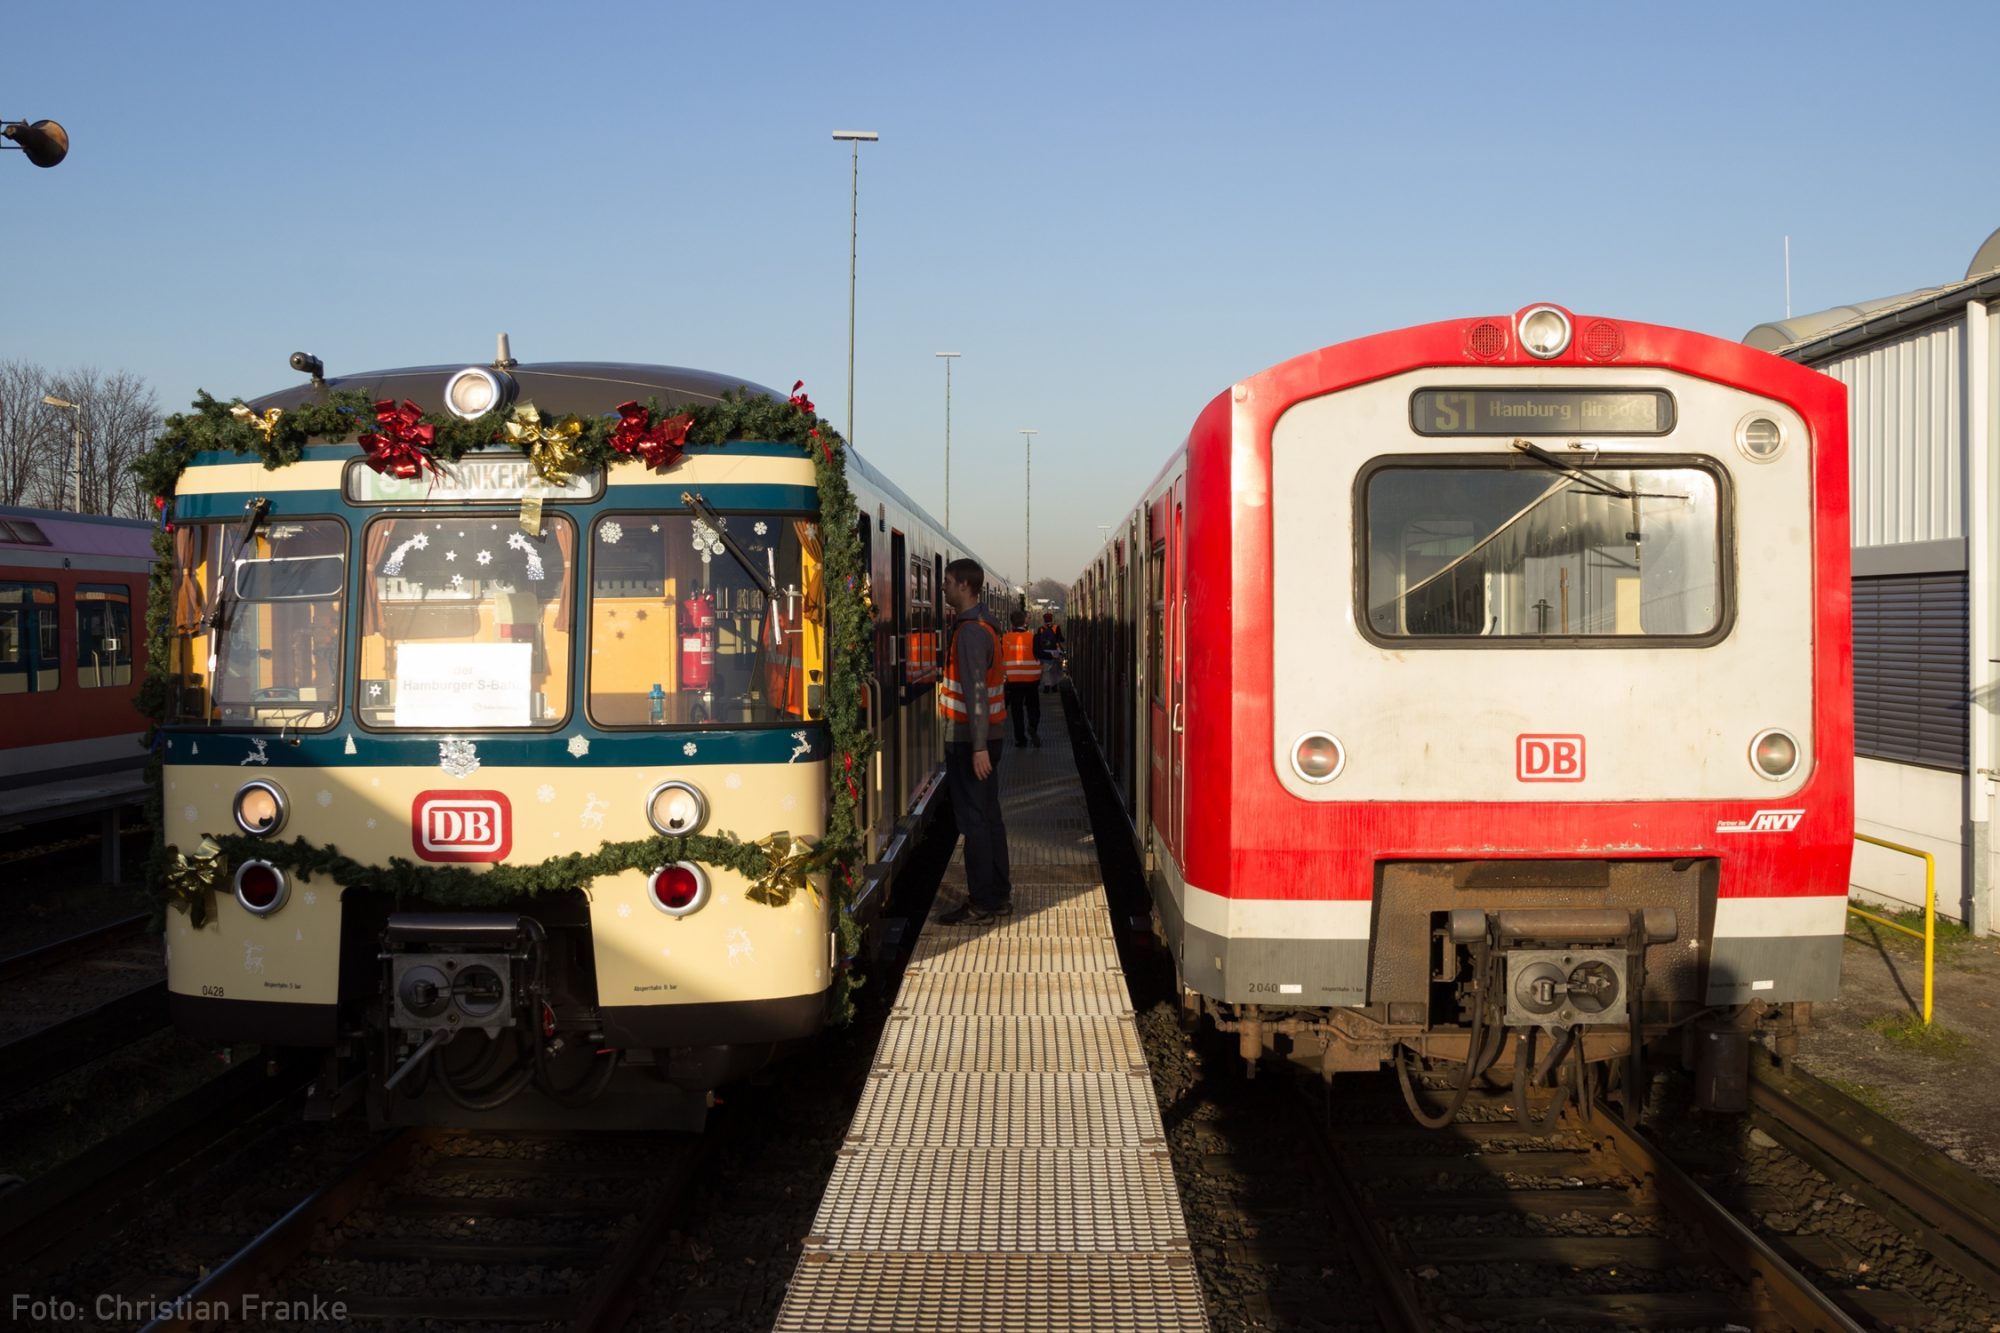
774, 693, 1209, 1332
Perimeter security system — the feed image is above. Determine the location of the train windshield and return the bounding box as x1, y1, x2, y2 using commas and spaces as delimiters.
357, 515, 574, 729
1364, 461, 1722, 639
586, 511, 822, 727
169, 519, 347, 728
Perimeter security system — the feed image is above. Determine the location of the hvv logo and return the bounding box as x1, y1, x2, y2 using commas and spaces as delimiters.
413, 791, 512, 862
1716, 809, 1805, 834
1516, 734, 1585, 783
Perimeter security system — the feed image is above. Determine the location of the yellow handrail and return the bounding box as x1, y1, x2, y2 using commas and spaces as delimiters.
1849, 833, 1936, 1025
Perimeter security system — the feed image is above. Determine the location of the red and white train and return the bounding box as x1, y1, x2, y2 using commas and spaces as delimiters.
1070, 305, 1851, 1122
0, 504, 152, 790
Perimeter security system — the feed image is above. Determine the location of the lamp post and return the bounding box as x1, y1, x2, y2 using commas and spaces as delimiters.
1, 118, 69, 168
41, 395, 82, 512
1019, 428, 1037, 588
831, 131, 878, 449
936, 352, 959, 529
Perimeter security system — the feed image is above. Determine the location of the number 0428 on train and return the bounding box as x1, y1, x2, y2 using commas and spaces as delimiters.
1069, 305, 1852, 1125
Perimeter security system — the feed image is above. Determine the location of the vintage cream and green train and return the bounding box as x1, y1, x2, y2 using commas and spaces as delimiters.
153, 350, 996, 1128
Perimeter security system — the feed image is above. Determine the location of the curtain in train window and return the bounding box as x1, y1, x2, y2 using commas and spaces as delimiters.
0, 582, 59, 694
75, 583, 133, 687
1364, 463, 1722, 640
359, 515, 572, 729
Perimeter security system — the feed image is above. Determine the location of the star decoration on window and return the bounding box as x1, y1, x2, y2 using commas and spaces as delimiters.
445, 550, 457, 561
476, 550, 492, 565
649, 523, 660, 533
368, 682, 383, 698
450, 572, 465, 588
754, 521, 769, 536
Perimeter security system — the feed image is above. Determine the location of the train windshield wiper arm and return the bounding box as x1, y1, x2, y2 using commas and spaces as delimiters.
680, 490, 775, 599
1509, 439, 1686, 502
1372, 474, 1574, 616
198, 495, 270, 639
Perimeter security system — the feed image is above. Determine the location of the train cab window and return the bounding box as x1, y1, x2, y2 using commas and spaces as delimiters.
357, 515, 569, 729
0, 582, 60, 694
586, 511, 821, 727
169, 519, 346, 727
75, 584, 133, 688
1361, 461, 1724, 641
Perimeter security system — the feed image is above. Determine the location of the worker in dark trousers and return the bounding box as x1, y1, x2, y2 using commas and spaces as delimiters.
937, 558, 1012, 924
1001, 607, 1042, 747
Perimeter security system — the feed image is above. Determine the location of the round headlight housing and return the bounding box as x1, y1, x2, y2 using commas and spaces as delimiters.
234, 859, 289, 916
1518, 305, 1573, 359
1290, 731, 1346, 784
443, 366, 513, 420
1750, 728, 1802, 781
648, 862, 710, 916
233, 780, 288, 837
646, 780, 709, 837
1736, 413, 1787, 463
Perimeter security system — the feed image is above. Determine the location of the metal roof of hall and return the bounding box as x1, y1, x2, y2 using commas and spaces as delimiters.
1743, 223, 2000, 359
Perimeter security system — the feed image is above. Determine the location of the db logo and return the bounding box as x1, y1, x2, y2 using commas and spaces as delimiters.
412, 791, 512, 862
1517, 734, 1585, 783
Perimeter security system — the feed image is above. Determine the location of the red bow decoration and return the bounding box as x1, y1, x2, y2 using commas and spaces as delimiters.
789, 380, 815, 415
358, 399, 439, 479
608, 400, 693, 470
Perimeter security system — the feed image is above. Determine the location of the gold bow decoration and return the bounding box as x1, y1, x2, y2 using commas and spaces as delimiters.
746, 831, 826, 907
229, 404, 284, 444
166, 837, 227, 928
502, 403, 586, 486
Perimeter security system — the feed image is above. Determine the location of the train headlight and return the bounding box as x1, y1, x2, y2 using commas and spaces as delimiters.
233, 780, 288, 837
443, 366, 514, 420
1736, 413, 1787, 463
1518, 306, 1572, 359
233, 859, 289, 916
648, 862, 710, 916
1750, 728, 1801, 781
646, 781, 709, 836
1290, 731, 1346, 784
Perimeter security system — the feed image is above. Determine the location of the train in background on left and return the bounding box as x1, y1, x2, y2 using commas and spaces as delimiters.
0, 504, 151, 790
158, 351, 1006, 1129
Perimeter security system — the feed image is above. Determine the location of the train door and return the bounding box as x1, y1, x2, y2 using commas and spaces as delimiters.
1143, 510, 1165, 849
856, 514, 879, 856
1168, 484, 1186, 857
889, 528, 908, 819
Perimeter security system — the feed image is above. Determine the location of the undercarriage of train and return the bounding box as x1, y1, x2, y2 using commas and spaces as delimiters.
1190, 895, 1807, 1132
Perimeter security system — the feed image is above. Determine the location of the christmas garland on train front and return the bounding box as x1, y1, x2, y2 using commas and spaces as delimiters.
133, 383, 877, 1017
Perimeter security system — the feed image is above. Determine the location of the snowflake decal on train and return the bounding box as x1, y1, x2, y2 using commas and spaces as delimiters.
438, 738, 480, 778
507, 531, 546, 581
566, 734, 590, 759
682, 741, 699, 757
600, 520, 624, 546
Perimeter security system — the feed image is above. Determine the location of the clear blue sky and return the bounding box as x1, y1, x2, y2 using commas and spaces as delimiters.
6, 1, 1997, 583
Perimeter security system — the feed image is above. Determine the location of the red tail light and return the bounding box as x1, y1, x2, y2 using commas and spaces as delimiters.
648, 863, 709, 916
234, 860, 288, 915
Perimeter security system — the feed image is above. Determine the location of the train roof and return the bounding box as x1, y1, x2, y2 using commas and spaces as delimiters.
0, 504, 154, 562
243, 362, 785, 418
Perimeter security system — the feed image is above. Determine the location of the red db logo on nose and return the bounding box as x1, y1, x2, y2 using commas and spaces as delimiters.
1516, 735, 1585, 783
413, 791, 512, 862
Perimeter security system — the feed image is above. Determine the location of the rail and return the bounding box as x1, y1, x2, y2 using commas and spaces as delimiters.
1849, 832, 1936, 1024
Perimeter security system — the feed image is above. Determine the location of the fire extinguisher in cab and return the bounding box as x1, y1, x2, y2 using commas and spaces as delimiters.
681, 591, 716, 690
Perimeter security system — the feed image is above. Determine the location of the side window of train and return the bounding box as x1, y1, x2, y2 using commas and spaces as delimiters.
854, 515, 874, 667
0, 581, 60, 694
75, 583, 133, 688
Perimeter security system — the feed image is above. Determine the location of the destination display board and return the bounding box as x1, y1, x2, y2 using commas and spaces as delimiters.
1410, 388, 1676, 437
345, 455, 603, 504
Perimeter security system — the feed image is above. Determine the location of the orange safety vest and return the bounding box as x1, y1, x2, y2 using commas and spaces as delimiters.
940, 620, 1007, 725
1000, 630, 1039, 682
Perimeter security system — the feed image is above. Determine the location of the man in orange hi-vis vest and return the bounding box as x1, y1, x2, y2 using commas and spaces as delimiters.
937, 557, 1012, 924
1001, 607, 1042, 749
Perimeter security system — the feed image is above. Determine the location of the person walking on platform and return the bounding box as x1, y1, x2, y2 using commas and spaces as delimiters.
937, 558, 1013, 924
1034, 611, 1065, 694
1001, 607, 1042, 748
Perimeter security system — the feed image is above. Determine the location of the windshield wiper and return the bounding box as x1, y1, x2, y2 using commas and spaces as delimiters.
198, 497, 270, 668
681, 491, 775, 599
1510, 439, 1686, 502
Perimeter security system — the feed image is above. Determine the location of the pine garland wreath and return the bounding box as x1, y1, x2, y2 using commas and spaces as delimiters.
139, 377, 878, 1018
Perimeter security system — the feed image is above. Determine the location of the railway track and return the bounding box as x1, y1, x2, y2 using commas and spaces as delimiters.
1305, 1075, 1864, 1331
140, 1129, 698, 1332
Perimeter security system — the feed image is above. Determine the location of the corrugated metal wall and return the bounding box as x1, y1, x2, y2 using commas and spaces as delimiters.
1821, 321, 1966, 547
